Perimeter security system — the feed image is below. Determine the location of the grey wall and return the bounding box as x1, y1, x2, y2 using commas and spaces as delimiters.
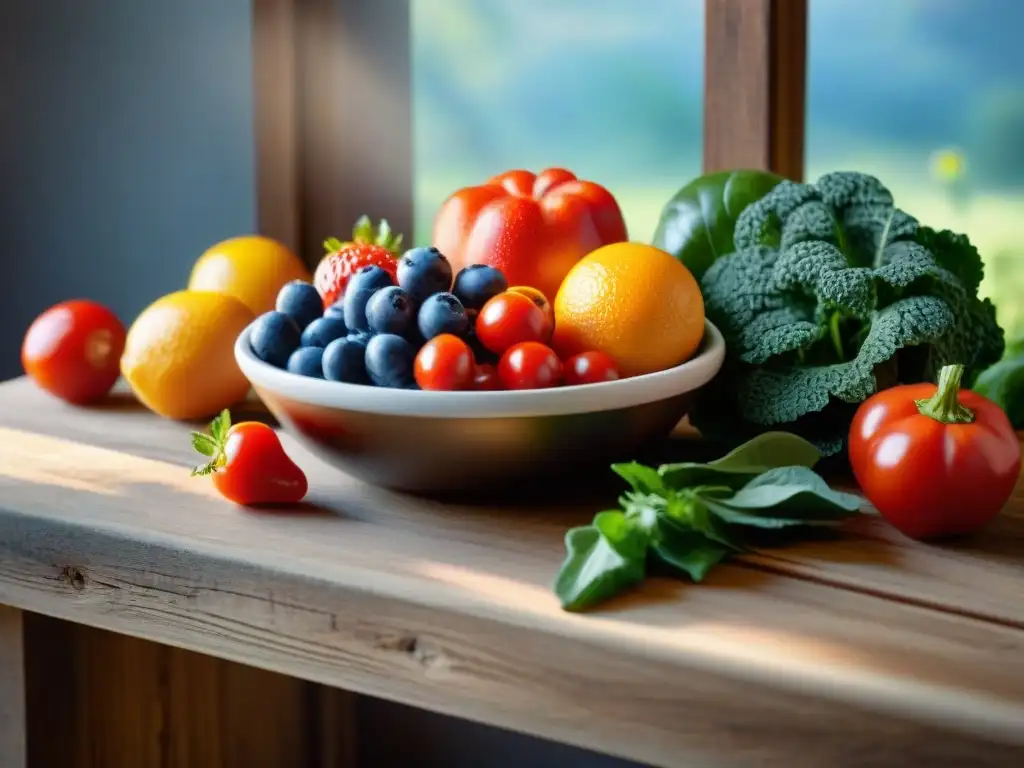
0, 2, 644, 765
0, 0, 257, 380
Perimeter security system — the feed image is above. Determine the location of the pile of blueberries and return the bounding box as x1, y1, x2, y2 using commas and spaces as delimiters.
249, 247, 507, 389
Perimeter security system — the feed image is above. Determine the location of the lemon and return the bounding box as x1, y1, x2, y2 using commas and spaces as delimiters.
188, 235, 311, 315
121, 290, 255, 421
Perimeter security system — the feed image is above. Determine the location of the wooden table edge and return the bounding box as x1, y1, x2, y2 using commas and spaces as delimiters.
3, 504, 1024, 767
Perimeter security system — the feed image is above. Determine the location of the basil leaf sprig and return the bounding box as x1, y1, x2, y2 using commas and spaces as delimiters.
553, 432, 862, 612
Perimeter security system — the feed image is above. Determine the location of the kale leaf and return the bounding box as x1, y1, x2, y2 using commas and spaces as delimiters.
695, 172, 1004, 454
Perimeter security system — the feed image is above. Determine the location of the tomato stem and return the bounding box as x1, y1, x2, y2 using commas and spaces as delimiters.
915, 364, 975, 424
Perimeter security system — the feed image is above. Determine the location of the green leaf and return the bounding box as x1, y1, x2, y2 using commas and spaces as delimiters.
973, 352, 1024, 429
554, 526, 646, 612
710, 466, 862, 520
663, 492, 742, 550
708, 432, 822, 472
593, 510, 650, 560
651, 169, 785, 282
658, 432, 820, 489
652, 522, 731, 582
191, 432, 217, 457
612, 462, 666, 495
699, 496, 823, 529
209, 409, 231, 444
352, 215, 373, 242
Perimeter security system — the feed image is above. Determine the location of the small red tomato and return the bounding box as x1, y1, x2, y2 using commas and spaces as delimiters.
498, 342, 563, 390
192, 410, 307, 506
22, 299, 126, 405
473, 363, 501, 391
849, 363, 1021, 540
506, 285, 555, 340
476, 291, 549, 355
414, 334, 474, 391
563, 351, 621, 386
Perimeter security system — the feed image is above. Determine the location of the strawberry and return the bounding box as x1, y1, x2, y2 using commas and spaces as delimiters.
191, 410, 308, 506
314, 215, 404, 308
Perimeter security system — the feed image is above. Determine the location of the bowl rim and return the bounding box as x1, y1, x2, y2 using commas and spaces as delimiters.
235, 319, 725, 418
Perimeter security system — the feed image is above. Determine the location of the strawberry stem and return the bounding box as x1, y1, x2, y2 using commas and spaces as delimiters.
323, 216, 405, 256
323, 237, 344, 254
190, 409, 233, 476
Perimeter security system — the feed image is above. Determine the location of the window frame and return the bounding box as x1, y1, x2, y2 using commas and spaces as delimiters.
251, 0, 808, 263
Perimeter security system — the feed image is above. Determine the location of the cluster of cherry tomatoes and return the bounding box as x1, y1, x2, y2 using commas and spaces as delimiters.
414, 285, 621, 391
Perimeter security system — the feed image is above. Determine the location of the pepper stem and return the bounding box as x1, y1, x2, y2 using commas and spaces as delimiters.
915, 364, 975, 424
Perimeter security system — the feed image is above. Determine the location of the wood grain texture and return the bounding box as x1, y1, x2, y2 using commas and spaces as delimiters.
21, 612, 354, 768
1, 379, 1024, 766
0, 606, 25, 768
703, 0, 807, 180
252, 0, 300, 253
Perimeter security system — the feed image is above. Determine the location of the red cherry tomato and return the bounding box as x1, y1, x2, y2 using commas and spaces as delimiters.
476, 291, 549, 355
192, 412, 307, 506
473, 363, 501, 391
498, 342, 563, 390
414, 334, 474, 391
22, 299, 126, 405
507, 285, 555, 338
849, 363, 1021, 540
563, 351, 621, 386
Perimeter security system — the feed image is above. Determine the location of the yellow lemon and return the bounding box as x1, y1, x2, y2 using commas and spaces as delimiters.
188, 235, 311, 315
552, 243, 705, 377
121, 290, 255, 421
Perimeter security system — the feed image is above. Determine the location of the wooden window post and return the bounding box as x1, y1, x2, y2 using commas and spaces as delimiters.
703, 0, 808, 180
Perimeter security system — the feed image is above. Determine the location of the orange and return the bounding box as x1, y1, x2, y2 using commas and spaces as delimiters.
188, 235, 310, 315
552, 243, 705, 377
121, 290, 255, 420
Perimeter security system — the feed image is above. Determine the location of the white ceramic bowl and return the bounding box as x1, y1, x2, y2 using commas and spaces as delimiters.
235, 320, 725, 493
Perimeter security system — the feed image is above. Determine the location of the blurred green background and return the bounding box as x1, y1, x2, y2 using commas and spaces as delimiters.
411, 0, 1024, 340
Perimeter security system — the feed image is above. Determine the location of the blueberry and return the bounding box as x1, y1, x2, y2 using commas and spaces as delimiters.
324, 302, 346, 320
300, 315, 348, 348
452, 264, 508, 310
322, 334, 371, 384
275, 280, 324, 331
344, 265, 395, 332
286, 346, 325, 378
364, 333, 416, 388
417, 292, 469, 340
397, 246, 453, 305
250, 311, 301, 368
365, 285, 415, 336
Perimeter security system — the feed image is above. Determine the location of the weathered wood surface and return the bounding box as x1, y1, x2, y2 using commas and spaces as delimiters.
1, 377, 1024, 767
0, 606, 25, 768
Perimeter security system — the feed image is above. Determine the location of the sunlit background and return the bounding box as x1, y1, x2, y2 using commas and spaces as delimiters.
412, 0, 1024, 339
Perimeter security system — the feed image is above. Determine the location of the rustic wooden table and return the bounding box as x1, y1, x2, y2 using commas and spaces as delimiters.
1, 376, 1023, 767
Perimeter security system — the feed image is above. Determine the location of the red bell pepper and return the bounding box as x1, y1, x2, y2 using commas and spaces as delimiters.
849, 363, 1021, 540
432, 168, 627, 302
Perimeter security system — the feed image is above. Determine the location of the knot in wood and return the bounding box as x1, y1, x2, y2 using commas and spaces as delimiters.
59, 565, 86, 591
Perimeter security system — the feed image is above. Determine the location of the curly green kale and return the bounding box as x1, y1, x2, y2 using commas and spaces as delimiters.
694, 171, 1004, 455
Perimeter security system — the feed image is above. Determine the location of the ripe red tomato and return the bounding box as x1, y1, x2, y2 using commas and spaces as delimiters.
476, 291, 549, 355
506, 285, 555, 338
473, 363, 501, 391
193, 412, 307, 506
563, 351, 621, 386
498, 342, 563, 390
22, 299, 126, 405
414, 334, 474, 391
849, 364, 1021, 540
